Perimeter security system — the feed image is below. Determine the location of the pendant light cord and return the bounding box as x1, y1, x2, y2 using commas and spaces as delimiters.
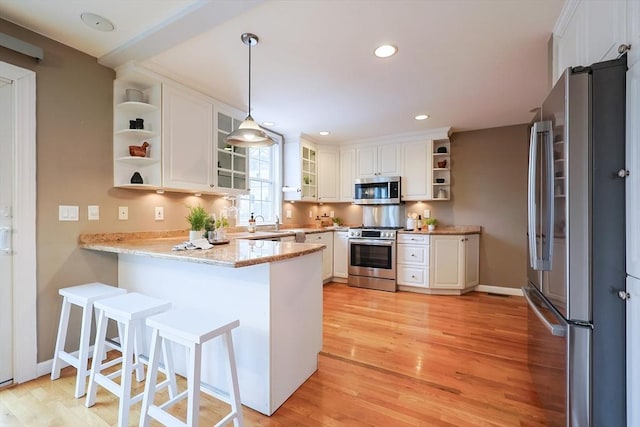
248, 37, 252, 117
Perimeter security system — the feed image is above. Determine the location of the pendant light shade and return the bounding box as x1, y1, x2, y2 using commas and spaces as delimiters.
226, 33, 274, 148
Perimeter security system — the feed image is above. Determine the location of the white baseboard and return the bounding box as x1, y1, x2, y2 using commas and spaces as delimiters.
473, 285, 523, 296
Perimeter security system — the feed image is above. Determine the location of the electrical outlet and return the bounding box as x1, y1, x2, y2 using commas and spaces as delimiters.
155, 207, 164, 221
286, 210, 292, 219
118, 206, 128, 220
58, 205, 79, 221
88, 205, 99, 221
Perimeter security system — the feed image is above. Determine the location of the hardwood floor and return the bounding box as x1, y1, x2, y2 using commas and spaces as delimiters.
0, 283, 546, 426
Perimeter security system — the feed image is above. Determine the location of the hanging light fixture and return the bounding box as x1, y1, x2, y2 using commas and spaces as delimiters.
226, 33, 275, 147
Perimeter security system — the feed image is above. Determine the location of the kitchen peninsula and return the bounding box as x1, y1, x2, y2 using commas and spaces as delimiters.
80, 232, 325, 416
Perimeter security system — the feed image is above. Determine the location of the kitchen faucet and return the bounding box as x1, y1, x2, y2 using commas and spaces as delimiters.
275, 215, 280, 231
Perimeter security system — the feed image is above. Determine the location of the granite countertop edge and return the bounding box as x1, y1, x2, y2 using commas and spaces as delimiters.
398, 225, 482, 235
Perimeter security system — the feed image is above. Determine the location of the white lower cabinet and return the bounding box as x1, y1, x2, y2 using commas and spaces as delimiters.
333, 231, 348, 280
397, 234, 429, 288
628, 275, 640, 427
305, 232, 333, 281
429, 234, 479, 291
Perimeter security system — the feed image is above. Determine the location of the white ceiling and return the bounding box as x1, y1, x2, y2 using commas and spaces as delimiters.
0, 0, 564, 143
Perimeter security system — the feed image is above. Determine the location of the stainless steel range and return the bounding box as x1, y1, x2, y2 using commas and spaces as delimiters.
348, 227, 400, 292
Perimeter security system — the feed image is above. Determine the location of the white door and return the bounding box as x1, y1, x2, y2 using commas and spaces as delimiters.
0, 76, 13, 386
628, 275, 640, 427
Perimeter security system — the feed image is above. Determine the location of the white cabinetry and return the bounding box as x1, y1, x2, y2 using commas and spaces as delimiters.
401, 141, 431, 201
284, 137, 317, 202
628, 275, 640, 427
627, 63, 640, 278
339, 148, 356, 202
215, 106, 248, 194
162, 84, 214, 192
431, 139, 451, 200
397, 234, 429, 288
317, 148, 339, 202
553, 0, 628, 84
356, 143, 400, 178
113, 78, 162, 188
333, 231, 348, 281
429, 234, 479, 291
305, 232, 333, 282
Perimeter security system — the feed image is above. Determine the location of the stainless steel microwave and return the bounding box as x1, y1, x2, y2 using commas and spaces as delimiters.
354, 176, 401, 205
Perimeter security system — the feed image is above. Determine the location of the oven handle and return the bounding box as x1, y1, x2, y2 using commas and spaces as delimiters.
349, 239, 395, 246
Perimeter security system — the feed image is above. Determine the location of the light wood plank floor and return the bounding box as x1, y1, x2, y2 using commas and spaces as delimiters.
0, 283, 546, 426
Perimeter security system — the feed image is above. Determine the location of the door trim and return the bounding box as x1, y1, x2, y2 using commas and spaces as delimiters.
0, 61, 37, 383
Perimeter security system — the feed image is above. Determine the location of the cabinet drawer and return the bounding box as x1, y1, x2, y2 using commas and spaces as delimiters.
397, 266, 429, 287
397, 234, 429, 244
397, 244, 428, 265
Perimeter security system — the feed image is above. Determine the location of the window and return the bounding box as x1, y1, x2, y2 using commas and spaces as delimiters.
237, 136, 282, 224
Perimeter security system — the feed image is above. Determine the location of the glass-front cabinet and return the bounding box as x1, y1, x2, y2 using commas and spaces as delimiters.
283, 136, 318, 202
216, 110, 248, 193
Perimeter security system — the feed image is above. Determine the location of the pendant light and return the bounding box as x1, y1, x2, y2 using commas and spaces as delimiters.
226, 33, 275, 147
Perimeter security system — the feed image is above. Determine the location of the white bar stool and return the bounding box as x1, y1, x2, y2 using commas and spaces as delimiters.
140, 308, 244, 427
50, 282, 126, 398
86, 292, 175, 427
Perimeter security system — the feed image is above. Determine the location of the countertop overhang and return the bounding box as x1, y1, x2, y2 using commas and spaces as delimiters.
80, 235, 325, 268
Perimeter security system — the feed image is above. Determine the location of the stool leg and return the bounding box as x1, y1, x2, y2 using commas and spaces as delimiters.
186, 343, 202, 427
133, 318, 145, 382
86, 309, 108, 408
74, 303, 93, 398
161, 338, 178, 398
223, 331, 244, 427
139, 328, 162, 427
117, 322, 135, 427
51, 298, 71, 380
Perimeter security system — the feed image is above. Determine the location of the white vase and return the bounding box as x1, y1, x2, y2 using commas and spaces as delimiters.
189, 230, 201, 241
428, 225, 436, 231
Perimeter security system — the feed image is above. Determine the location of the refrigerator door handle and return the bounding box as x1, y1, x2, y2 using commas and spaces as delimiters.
528, 120, 553, 270
523, 286, 566, 336
541, 120, 554, 269
528, 122, 540, 268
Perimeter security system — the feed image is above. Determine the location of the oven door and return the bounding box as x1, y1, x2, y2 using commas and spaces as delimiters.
348, 239, 396, 280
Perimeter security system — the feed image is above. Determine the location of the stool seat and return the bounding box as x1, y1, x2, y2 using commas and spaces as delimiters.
86, 292, 173, 427
51, 282, 126, 398
140, 308, 244, 427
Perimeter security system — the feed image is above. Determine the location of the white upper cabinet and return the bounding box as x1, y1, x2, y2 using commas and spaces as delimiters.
283, 136, 318, 202
215, 105, 248, 195
339, 148, 356, 202
401, 140, 431, 201
553, 0, 628, 84
356, 143, 400, 178
162, 84, 214, 192
317, 148, 339, 202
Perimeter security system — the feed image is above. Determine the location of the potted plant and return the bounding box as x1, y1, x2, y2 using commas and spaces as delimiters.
186, 205, 208, 241
425, 217, 438, 231
205, 215, 229, 242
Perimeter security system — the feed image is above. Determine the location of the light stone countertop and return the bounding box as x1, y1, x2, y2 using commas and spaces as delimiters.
80, 236, 325, 268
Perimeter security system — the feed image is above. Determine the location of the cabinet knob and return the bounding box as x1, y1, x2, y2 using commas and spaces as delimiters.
209, 184, 214, 188
618, 290, 631, 301
617, 169, 630, 178
411, 275, 416, 279
411, 254, 416, 257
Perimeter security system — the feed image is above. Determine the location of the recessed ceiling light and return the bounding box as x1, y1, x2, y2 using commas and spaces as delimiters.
262, 122, 275, 126
319, 131, 330, 136
80, 12, 115, 32
415, 114, 430, 120
374, 44, 397, 58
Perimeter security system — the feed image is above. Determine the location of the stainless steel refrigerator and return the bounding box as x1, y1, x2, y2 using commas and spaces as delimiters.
524, 56, 627, 426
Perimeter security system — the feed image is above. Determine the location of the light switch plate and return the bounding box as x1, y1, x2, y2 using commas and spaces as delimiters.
88, 205, 99, 220
59, 205, 79, 221
423, 209, 431, 219
155, 207, 164, 221
286, 210, 292, 219
118, 206, 128, 220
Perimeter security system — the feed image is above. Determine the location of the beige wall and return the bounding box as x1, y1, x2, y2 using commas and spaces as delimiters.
0, 20, 232, 363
